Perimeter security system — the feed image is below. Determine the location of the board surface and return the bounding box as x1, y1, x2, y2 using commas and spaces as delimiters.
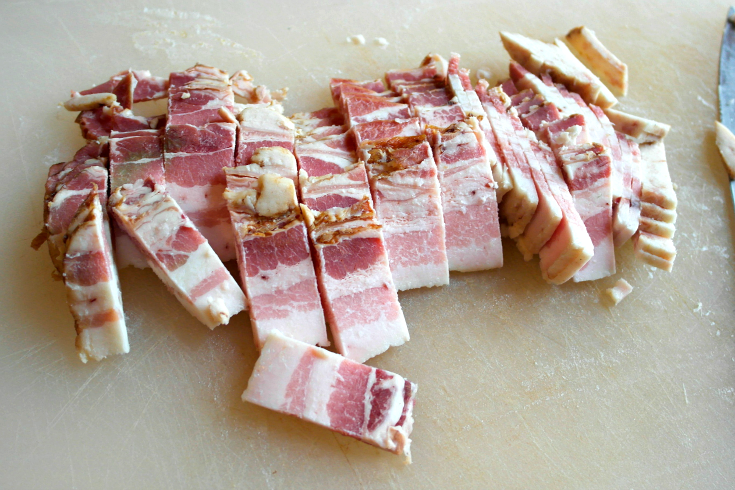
1, 1, 734, 488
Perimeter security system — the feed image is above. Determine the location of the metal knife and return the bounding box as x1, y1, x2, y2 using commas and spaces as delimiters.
717, 6, 735, 217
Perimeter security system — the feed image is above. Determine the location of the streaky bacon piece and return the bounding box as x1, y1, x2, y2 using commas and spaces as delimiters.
109, 127, 165, 269
432, 118, 503, 270
511, 63, 615, 281
299, 164, 372, 212
63, 189, 129, 363
224, 150, 328, 349
300, 196, 409, 363
632, 141, 677, 271
35, 140, 109, 273
242, 332, 417, 462
165, 64, 238, 260
230, 70, 287, 104
335, 76, 450, 287
475, 81, 539, 238
110, 181, 246, 329
605, 278, 633, 305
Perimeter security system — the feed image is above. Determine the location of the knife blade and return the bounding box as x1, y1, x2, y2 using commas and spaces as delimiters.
717, 7, 735, 218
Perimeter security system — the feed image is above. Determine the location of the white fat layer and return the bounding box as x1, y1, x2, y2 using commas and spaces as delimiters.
242, 335, 306, 409
606, 278, 633, 305
251, 147, 298, 176
64, 92, 117, 111
389, 259, 450, 291
167, 182, 227, 216
238, 104, 295, 131
247, 254, 315, 299
352, 105, 408, 125
253, 304, 328, 350
255, 174, 297, 217
336, 306, 409, 364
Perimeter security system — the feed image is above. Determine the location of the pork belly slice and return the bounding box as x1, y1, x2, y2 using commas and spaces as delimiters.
224, 159, 327, 349
363, 136, 450, 288
64, 189, 129, 363
164, 64, 238, 260
632, 141, 677, 271
565, 26, 628, 97
109, 128, 166, 269
475, 82, 538, 238
110, 181, 246, 329
299, 164, 372, 211
301, 198, 408, 363
235, 104, 295, 166
432, 118, 502, 270
604, 108, 670, 145
500, 31, 618, 109
36, 141, 109, 273
342, 94, 412, 126
164, 122, 237, 260
294, 131, 357, 177
242, 332, 416, 462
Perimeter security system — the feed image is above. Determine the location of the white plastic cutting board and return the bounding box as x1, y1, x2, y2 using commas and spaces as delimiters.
1, 0, 734, 488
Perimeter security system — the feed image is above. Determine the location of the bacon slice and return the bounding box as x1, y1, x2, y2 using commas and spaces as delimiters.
165, 64, 238, 261
333, 77, 450, 289
235, 104, 295, 166
300, 197, 408, 363
224, 149, 328, 350
500, 31, 618, 109
79, 69, 169, 103
632, 141, 677, 271
294, 115, 409, 362
475, 82, 539, 238
108, 127, 165, 269
63, 189, 129, 363
110, 181, 246, 329
36, 141, 109, 273
433, 119, 503, 270
243, 332, 417, 462
604, 108, 671, 145
565, 26, 628, 97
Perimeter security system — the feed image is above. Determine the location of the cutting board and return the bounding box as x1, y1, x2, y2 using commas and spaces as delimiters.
1, 0, 733, 488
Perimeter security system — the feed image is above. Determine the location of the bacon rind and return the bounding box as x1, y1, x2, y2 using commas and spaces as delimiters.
242, 332, 417, 462
63, 188, 129, 363
110, 181, 246, 328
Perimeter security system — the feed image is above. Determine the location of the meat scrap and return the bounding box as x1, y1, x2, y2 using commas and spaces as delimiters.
604, 278, 633, 305
110, 181, 246, 329
242, 332, 417, 463
64, 189, 129, 363
500, 31, 618, 109
565, 26, 628, 97
224, 147, 328, 350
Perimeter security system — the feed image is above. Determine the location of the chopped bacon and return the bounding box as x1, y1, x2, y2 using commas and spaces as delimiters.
605, 278, 633, 305
242, 332, 416, 462
335, 75, 451, 287
165, 64, 238, 260
235, 104, 295, 166
224, 150, 327, 349
80, 69, 169, 103
110, 181, 246, 329
500, 31, 618, 109
37, 141, 109, 273
565, 26, 629, 97
63, 189, 129, 363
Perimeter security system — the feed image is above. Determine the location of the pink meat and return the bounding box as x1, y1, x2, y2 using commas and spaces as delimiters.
80, 69, 169, 103
242, 332, 416, 462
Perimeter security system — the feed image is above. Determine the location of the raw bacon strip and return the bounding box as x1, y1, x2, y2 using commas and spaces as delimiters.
510, 64, 615, 281
475, 82, 539, 238
63, 189, 129, 363
362, 136, 451, 286
301, 197, 409, 363
242, 332, 416, 462
165, 64, 238, 260
432, 119, 503, 270
110, 181, 246, 329
109, 127, 165, 269
36, 140, 109, 273
565, 26, 628, 97
500, 31, 618, 109
604, 108, 670, 144
632, 141, 677, 271
336, 77, 450, 287
224, 152, 327, 349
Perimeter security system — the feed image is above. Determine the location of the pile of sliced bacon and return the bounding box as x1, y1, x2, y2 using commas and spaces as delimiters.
33, 27, 676, 463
